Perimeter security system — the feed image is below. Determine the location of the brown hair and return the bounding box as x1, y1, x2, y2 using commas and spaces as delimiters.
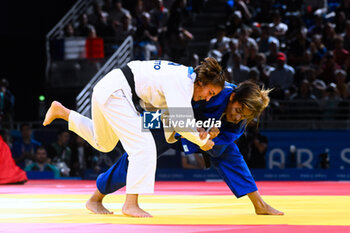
232, 80, 271, 125
194, 57, 226, 88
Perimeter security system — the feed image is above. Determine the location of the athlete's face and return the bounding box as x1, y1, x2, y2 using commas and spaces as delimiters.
193, 82, 222, 102
225, 93, 253, 124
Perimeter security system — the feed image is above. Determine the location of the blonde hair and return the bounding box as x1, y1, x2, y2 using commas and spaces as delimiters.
194, 57, 226, 88
232, 81, 271, 125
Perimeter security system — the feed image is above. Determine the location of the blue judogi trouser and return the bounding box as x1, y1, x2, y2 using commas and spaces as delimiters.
96, 129, 257, 198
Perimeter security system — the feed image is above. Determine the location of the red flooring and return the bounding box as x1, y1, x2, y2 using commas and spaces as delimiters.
1, 180, 350, 195
2, 223, 350, 233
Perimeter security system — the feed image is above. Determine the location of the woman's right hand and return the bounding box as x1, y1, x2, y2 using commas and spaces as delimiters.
200, 139, 215, 151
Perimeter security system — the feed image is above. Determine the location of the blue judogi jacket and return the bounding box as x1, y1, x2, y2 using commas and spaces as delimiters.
181, 82, 245, 157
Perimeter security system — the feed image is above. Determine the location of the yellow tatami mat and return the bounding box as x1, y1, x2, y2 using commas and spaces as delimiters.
0, 194, 349, 225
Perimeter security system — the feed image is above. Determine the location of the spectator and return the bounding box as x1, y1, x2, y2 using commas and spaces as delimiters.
94, 10, 116, 55
343, 20, 350, 52
0, 78, 15, 128
25, 147, 60, 179
64, 23, 75, 37
289, 79, 320, 120
134, 12, 159, 60
244, 43, 259, 67
11, 123, 41, 169
256, 24, 279, 54
318, 51, 339, 84
333, 36, 349, 67
309, 34, 327, 65
207, 24, 231, 63
312, 79, 327, 99
75, 13, 96, 37
88, 1, 109, 26
293, 50, 317, 85
166, 0, 193, 62
247, 67, 263, 87
247, 125, 268, 169
285, 14, 305, 42
150, 0, 169, 33
334, 11, 347, 34
336, 0, 350, 21
266, 40, 280, 66
114, 13, 136, 44
268, 52, 295, 98
321, 83, 342, 119
222, 39, 238, 70
101, 0, 112, 13
108, 0, 130, 28
226, 10, 244, 37
345, 56, 350, 81
250, 22, 262, 39
253, 53, 274, 87
335, 69, 350, 99
233, 0, 252, 23
227, 51, 250, 84
290, 79, 317, 101
47, 129, 72, 176
269, 10, 288, 39
322, 22, 336, 50
150, 0, 169, 57
307, 13, 324, 37
70, 135, 97, 177
237, 27, 258, 58
287, 29, 310, 67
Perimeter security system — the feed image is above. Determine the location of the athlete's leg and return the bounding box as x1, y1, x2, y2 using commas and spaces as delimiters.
210, 143, 284, 215
247, 191, 284, 215
43, 101, 70, 125
86, 153, 128, 214
88, 129, 172, 214
44, 95, 119, 153
98, 90, 156, 217
86, 189, 113, 214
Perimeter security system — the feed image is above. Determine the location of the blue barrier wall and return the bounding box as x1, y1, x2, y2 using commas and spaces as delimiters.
263, 130, 350, 170
154, 130, 350, 181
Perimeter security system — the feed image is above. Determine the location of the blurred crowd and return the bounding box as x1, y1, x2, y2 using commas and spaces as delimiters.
205, 0, 350, 115
62, 0, 198, 60
61, 0, 350, 117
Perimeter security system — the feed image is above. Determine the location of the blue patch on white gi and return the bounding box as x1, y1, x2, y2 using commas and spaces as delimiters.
187, 67, 196, 81
143, 110, 161, 129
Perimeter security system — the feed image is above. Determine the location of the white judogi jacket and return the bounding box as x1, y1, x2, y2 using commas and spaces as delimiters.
93, 60, 208, 147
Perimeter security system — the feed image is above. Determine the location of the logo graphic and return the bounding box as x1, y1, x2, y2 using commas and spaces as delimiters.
143, 110, 162, 129
142, 108, 222, 132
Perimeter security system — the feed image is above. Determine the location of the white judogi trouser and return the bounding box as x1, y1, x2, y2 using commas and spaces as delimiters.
69, 85, 156, 194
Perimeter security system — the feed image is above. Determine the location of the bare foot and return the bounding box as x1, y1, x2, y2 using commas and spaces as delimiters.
43, 101, 70, 126
122, 205, 152, 218
122, 194, 152, 217
255, 203, 284, 215
86, 199, 113, 214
